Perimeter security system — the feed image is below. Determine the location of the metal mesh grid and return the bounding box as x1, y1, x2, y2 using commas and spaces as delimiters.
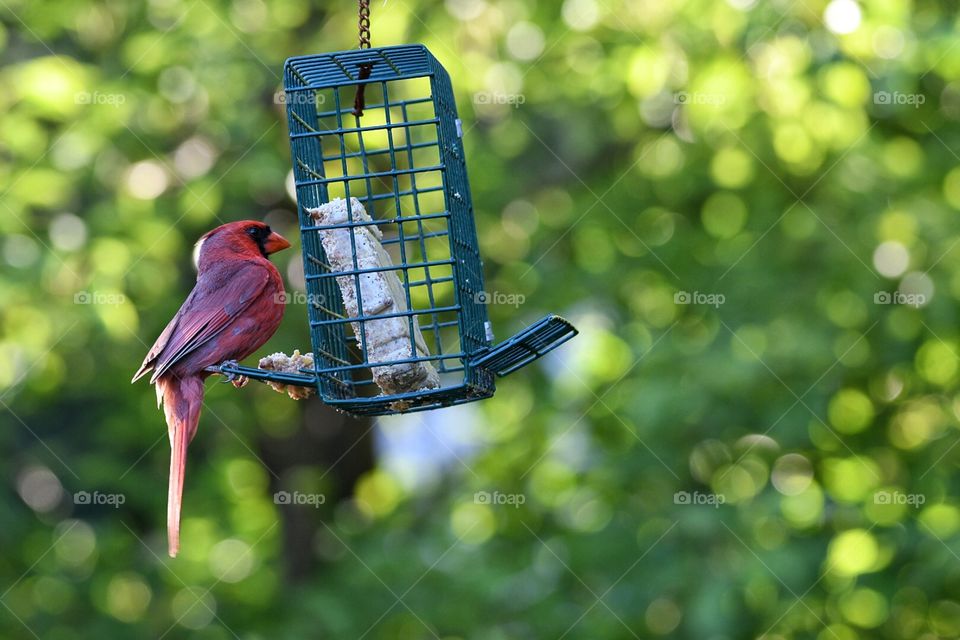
284, 45, 494, 415
247, 45, 582, 416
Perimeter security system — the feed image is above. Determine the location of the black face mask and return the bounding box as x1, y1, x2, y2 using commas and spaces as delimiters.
247, 225, 272, 258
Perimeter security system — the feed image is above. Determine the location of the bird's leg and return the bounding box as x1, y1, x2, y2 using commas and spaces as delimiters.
204, 360, 249, 388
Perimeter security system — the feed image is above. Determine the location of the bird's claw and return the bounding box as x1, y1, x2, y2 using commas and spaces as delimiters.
217, 360, 240, 382
204, 360, 247, 387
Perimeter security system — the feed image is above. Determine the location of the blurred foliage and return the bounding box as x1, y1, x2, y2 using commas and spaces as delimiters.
3, 0, 960, 637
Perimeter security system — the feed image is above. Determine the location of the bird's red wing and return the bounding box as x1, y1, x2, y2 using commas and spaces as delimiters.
139, 263, 273, 384
132, 311, 182, 383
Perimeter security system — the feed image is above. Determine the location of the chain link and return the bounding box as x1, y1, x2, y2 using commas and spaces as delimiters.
358, 0, 370, 49
353, 0, 373, 116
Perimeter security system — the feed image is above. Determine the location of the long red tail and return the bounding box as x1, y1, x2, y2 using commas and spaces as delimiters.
157, 374, 204, 558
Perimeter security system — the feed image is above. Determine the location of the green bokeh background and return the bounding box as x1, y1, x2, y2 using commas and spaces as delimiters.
3, 0, 960, 637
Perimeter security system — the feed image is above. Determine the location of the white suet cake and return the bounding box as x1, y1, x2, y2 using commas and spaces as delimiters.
258, 350, 316, 400
308, 197, 441, 395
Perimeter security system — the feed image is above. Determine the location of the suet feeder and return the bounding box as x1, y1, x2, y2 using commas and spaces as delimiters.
221, 44, 577, 416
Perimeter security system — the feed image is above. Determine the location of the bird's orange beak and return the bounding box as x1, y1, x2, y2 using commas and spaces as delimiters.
263, 231, 291, 255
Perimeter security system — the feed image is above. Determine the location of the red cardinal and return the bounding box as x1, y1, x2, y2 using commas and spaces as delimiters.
132, 221, 291, 557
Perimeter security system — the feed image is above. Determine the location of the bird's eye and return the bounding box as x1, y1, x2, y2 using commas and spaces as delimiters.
246, 227, 259, 237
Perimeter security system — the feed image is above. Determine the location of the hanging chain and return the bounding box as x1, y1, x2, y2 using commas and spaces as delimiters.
353, 0, 373, 116
358, 0, 371, 49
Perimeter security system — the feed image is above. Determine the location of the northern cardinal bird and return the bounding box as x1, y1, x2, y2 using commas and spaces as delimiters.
132, 221, 291, 557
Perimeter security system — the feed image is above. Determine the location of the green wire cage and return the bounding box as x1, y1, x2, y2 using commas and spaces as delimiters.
222, 45, 576, 416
